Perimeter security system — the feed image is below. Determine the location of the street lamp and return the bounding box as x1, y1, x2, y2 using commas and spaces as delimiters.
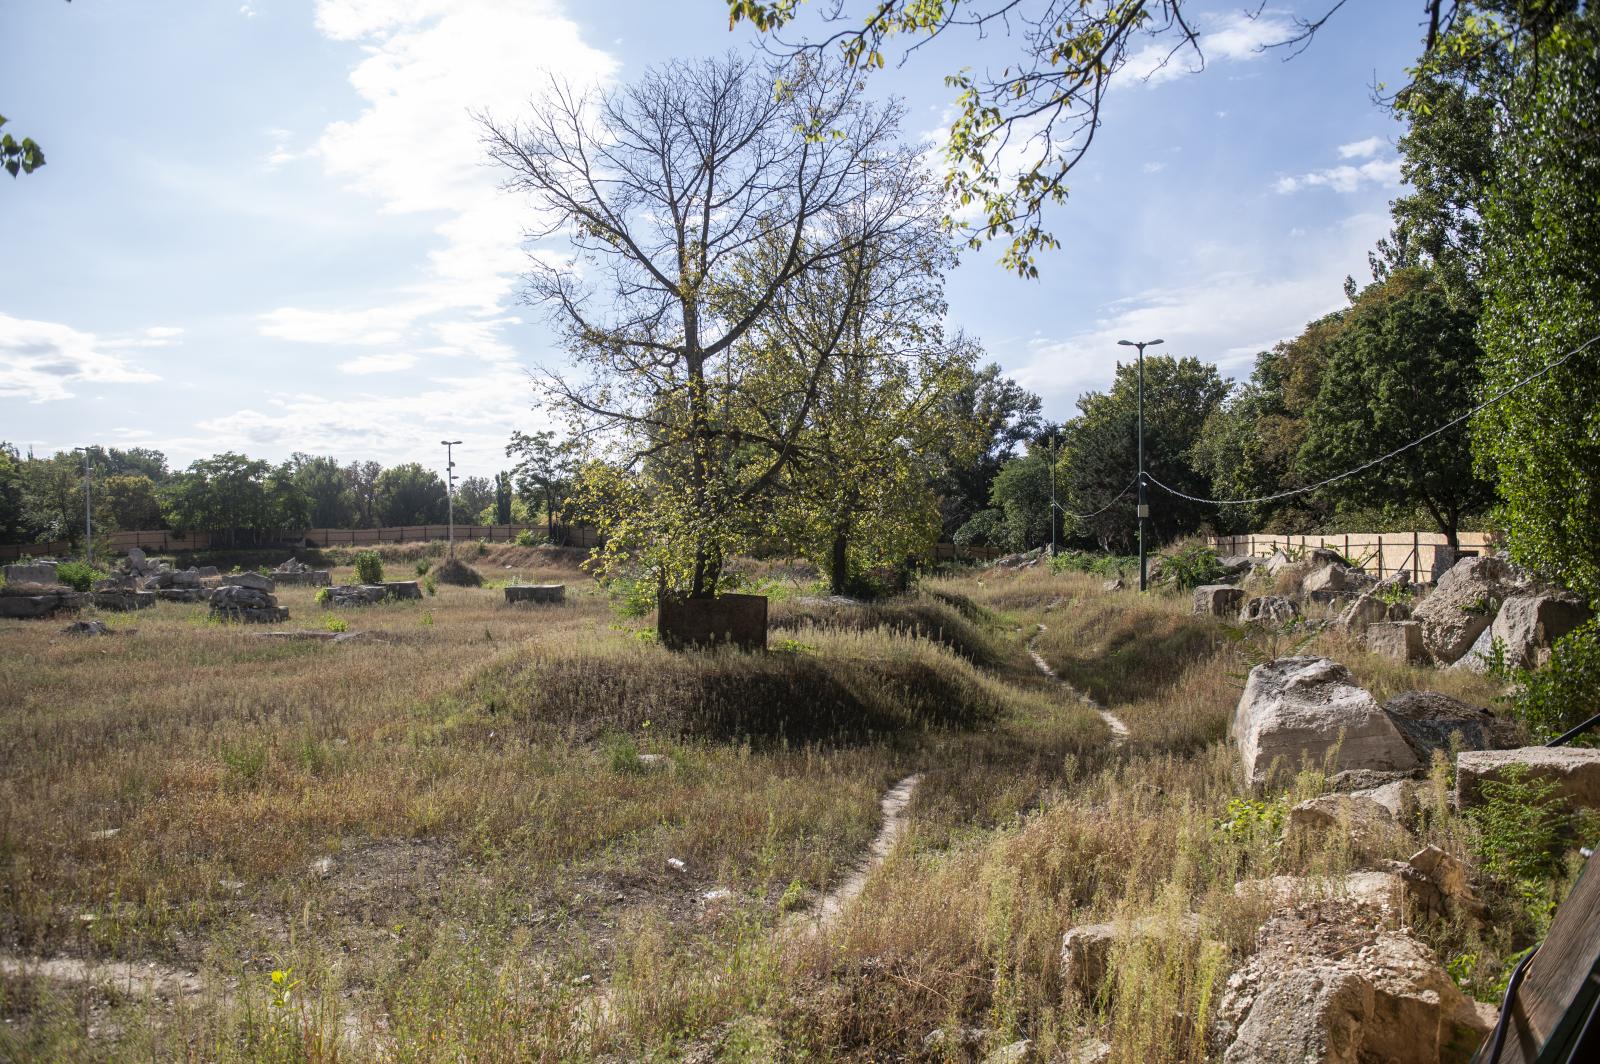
441, 440, 462, 558
1117, 338, 1164, 591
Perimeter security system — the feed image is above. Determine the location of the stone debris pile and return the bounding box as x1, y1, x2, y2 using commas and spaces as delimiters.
1, 560, 87, 619
321, 581, 422, 607
209, 583, 288, 623
505, 584, 565, 605
272, 557, 331, 586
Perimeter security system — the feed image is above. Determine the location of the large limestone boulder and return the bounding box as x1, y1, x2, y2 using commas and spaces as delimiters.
1284, 794, 1399, 862
1456, 746, 1600, 813
209, 584, 287, 623
1240, 595, 1300, 628
1060, 912, 1205, 1004
0, 590, 84, 619
1194, 584, 1246, 617
1381, 691, 1520, 764
1217, 902, 1496, 1064
1367, 620, 1426, 663
1302, 563, 1377, 603
223, 571, 276, 592
1335, 588, 1411, 635
4, 561, 59, 586
1232, 658, 1420, 787
1488, 592, 1592, 670
1412, 555, 1520, 664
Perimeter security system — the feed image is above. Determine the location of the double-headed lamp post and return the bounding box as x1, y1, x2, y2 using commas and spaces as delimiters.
1116, 338, 1163, 591
441, 440, 462, 558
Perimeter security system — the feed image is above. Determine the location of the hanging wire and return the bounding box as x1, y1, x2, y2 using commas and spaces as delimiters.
1145, 329, 1600, 507
1052, 476, 1138, 521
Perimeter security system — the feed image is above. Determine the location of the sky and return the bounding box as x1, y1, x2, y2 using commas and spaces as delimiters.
0, 0, 1432, 485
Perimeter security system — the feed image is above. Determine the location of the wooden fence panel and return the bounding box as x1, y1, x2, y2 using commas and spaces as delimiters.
1208, 531, 1491, 583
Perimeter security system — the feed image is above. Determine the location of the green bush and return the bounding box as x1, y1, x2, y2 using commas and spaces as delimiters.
54, 561, 100, 592
1508, 619, 1600, 741
354, 550, 384, 584
1468, 764, 1577, 928
415, 560, 431, 576
1154, 542, 1225, 590
315, 587, 331, 606
514, 529, 537, 547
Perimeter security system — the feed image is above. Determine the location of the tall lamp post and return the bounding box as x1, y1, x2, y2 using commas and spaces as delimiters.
441, 440, 462, 558
1116, 338, 1163, 591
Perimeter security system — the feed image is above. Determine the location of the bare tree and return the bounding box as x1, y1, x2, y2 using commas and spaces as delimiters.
482, 52, 936, 596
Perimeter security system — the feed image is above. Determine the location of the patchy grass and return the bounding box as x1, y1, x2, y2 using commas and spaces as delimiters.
0, 547, 1573, 1061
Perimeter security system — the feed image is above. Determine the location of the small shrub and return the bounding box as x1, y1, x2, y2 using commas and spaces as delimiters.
1507, 619, 1600, 741
354, 550, 384, 584
54, 560, 99, 591
514, 530, 537, 547
1375, 581, 1414, 608
607, 572, 659, 619
322, 615, 349, 633
477, 537, 491, 555
433, 557, 484, 587
424, 575, 437, 596
420, 610, 434, 626
1468, 764, 1575, 925
1155, 542, 1225, 590
415, 560, 431, 577
314, 587, 331, 606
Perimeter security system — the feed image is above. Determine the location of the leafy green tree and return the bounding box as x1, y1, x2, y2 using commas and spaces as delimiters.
453, 476, 494, 527
988, 444, 1056, 552
374, 463, 448, 526
161, 452, 299, 546
342, 460, 382, 528
1473, 6, 1600, 602
289, 454, 356, 528
1057, 355, 1227, 551
0, 444, 26, 541
934, 362, 1042, 538
100, 473, 163, 532
488, 53, 933, 597
1298, 269, 1494, 550
755, 233, 977, 593
19, 450, 90, 547
494, 472, 514, 525
506, 430, 577, 540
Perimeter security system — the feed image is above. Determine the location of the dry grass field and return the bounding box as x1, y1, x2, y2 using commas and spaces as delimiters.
0, 547, 1556, 1062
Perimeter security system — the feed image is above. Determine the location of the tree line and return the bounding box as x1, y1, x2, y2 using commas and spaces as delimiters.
0, 435, 591, 549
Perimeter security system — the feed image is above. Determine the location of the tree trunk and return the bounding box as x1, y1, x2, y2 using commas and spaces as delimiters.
831, 525, 850, 596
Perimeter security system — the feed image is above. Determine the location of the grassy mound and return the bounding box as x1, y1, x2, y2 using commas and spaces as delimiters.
433, 557, 484, 587
481, 637, 1003, 747
770, 591, 1002, 666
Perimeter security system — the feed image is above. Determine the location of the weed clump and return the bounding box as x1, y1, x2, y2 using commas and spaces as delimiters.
53, 560, 101, 592
433, 557, 484, 587
354, 550, 384, 584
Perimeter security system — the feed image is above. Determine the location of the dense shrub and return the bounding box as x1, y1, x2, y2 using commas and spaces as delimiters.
354, 550, 384, 584
53, 561, 100, 591
515, 529, 538, 547
1508, 619, 1600, 741
1154, 542, 1225, 590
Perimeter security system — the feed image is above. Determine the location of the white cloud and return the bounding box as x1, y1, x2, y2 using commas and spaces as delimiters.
259, 303, 424, 346
1275, 157, 1403, 194
256, 0, 616, 386
339, 352, 419, 374
0, 314, 162, 403
263, 127, 305, 169
1000, 213, 1388, 411
1338, 136, 1384, 159
144, 326, 185, 340
1142, 161, 1167, 174
1125, 11, 1294, 87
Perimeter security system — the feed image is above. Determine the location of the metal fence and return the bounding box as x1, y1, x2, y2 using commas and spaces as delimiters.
0, 523, 599, 561
1206, 530, 1494, 584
